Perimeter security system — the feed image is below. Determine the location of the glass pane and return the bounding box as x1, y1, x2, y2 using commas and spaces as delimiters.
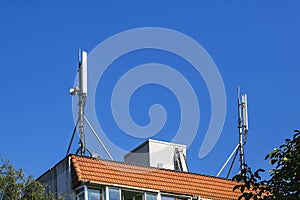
88, 188, 102, 200
109, 188, 120, 200
146, 193, 156, 200
78, 193, 85, 200
76, 187, 85, 195
135, 194, 143, 200
161, 196, 174, 200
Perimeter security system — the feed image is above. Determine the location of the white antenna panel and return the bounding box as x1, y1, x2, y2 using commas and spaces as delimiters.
79, 51, 88, 95
241, 94, 248, 132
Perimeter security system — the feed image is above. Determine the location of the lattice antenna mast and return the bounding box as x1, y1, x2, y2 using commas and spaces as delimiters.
66, 49, 113, 160
68, 50, 88, 156
217, 87, 249, 178
78, 50, 88, 156
238, 87, 249, 172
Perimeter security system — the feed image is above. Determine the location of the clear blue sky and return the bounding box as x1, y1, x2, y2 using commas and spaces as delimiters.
1, 1, 299, 180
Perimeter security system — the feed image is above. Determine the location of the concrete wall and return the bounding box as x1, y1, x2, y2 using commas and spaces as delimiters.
38, 156, 76, 200
124, 142, 150, 166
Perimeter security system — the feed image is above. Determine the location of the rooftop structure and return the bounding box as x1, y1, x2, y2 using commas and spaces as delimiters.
124, 139, 188, 172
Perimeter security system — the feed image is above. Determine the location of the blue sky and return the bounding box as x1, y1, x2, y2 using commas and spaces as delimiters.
1, 1, 300, 180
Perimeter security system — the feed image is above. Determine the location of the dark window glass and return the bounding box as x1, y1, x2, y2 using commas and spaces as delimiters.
78, 193, 85, 200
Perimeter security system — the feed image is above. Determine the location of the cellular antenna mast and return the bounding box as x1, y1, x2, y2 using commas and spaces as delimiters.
238, 88, 248, 172
66, 49, 88, 156
66, 49, 113, 160
217, 87, 249, 178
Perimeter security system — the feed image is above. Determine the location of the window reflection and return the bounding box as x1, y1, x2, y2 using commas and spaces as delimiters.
145, 193, 156, 200
88, 188, 102, 200
109, 188, 120, 200
161, 196, 174, 200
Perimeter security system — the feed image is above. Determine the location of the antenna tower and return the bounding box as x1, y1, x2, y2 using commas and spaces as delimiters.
217, 87, 249, 178
66, 49, 113, 160
238, 88, 248, 172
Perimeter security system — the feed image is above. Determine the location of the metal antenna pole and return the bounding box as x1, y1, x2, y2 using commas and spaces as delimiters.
68, 49, 88, 156
238, 87, 249, 173
83, 116, 114, 160
226, 146, 239, 178
78, 94, 86, 156
238, 87, 245, 172
66, 117, 80, 156
77, 49, 87, 156
68, 49, 114, 160
216, 143, 239, 177
216, 87, 249, 178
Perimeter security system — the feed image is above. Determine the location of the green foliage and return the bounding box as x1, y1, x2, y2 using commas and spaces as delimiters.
233, 130, 300, 200
233, 166, 266, 200
0, 158, 24, 199
0, 158, 64, 200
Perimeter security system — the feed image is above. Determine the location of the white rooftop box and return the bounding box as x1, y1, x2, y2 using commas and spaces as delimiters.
124, 139, 188, 172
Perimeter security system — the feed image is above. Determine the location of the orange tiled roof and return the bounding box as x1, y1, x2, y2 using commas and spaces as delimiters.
71, 155, 241, 200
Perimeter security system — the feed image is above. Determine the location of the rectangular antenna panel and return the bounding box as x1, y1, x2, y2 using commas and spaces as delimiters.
79, 51, 88, 95
241, 94, 248, 131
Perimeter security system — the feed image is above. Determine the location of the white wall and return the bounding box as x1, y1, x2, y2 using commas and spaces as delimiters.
149, 140, 186, 170
124, 139, 187, 171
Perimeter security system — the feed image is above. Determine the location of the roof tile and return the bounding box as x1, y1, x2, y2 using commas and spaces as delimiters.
71, 155, 241, 200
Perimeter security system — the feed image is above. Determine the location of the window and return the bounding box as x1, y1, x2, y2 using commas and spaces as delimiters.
107, 187, 157, 200
161, 196, 174, 200
145, 193, 156, 200
161, 196, 188, 200
88, 188, 103, 200
133, 194, 143, 200
121, 188, 145, 200
76, 187, 85, 200
109, 188, 120, 200
77, 193, 85, 200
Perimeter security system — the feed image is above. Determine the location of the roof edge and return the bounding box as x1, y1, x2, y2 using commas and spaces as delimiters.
71, 154, 238, 183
